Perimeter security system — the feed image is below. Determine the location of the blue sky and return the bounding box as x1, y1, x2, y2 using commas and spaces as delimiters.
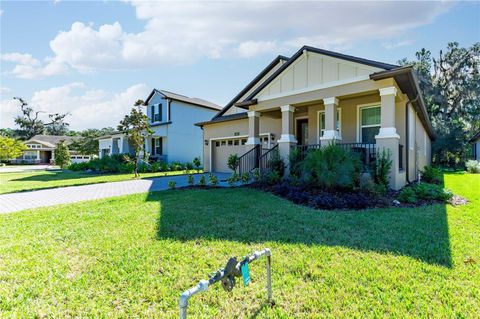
1, 0, 479, 130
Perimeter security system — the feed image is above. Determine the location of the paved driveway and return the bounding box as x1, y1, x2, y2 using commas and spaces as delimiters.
0, 165, 56, 173
0, 173, 231, 214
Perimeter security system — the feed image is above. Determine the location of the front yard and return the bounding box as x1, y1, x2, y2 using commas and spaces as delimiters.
0, 172, 478, 318
0, 170, 197, 194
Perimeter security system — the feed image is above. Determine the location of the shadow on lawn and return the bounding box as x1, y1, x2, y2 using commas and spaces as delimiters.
149, 182, 451, 268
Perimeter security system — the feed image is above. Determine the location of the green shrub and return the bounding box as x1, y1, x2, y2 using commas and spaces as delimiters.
209, 173, 218, 186
138, 162, 150, 173
466, 160, 480, 173
252, 168, 261, 182
170, 161, 184, 171
151, 162, 161, 173
185, 162, 194, 173
266, 170, 282, 185
227, 154, 239, 173
289, 147, 302, 178
301, 144, 361, 189
372, 148, 392, 189
421, 166, 442, 183
199, 175, 206, 186
241, 172, 251, 184
187, 174, 194, 186
193, 157, 202, 172
227, 173, 239, 186
268, 149, 285, 177
398, 186, 418, 203
168, 180, 176, 189
160, 162, 169, 172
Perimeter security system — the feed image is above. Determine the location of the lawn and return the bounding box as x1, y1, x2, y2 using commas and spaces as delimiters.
0, 170, 199, 194
0, 173, 479, 318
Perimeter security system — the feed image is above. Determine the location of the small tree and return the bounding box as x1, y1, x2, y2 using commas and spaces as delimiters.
193, 156, 201, 173
227, 153, 239, 173
0, 136, 27, 162
54, 140, 71, 169
117, 100, 153, 178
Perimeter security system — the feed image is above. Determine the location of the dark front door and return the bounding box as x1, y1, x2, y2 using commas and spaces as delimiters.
296, 119, 308, 145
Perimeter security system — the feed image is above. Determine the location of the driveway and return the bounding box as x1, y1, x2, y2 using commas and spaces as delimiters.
0, 173, 231, 214
0, 165, 57, 173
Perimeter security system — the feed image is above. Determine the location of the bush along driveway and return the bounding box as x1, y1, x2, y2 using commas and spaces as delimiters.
0, 173, 230, 214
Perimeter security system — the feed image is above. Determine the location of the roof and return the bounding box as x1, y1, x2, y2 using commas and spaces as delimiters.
24, 135, 78, 148
95, 131, 124, 140
213, 55, 289, 119
370, 66, 435, 140
242, 45, 399, 103
469, 131, 480, 143
144, 89, 221, 111
195, 112, 248, 127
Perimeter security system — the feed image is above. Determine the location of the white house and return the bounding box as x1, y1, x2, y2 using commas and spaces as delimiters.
98, 89, 221, 164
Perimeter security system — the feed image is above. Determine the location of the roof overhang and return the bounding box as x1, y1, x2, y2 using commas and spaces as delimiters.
370, 66, 436, 140
195, 112, 248, 127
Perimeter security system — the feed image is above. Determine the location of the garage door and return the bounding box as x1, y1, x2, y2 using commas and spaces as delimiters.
212, 138, 247, 173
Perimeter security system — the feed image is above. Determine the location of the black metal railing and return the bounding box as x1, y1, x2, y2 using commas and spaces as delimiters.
259, 144, 279, 173
399, 144, 404, 171
238, 144, 261, 175
294, 144, 321, 161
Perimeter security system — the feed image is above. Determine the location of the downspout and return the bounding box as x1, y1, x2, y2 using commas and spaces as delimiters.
405, 95, 419, 184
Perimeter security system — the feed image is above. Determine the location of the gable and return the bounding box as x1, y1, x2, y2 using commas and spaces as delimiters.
256, 51, 384, 100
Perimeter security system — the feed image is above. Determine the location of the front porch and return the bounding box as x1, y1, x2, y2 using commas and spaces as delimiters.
240, 86, 407, 189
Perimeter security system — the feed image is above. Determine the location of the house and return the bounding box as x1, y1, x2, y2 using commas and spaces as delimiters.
196, 46, 435, 190
469, 131, 480, 160
98, 89, 221, 164
12, 135, 92, 164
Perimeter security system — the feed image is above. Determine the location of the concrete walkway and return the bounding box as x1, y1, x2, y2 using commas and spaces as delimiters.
0, 173, 231, 214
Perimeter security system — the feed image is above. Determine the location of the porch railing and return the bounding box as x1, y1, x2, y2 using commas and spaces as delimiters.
259, 144, 279, 173
238, 144, 261, 175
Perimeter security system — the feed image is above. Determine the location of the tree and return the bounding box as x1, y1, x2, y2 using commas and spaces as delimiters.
0, 136, 27, 162
227, 153, 239, 173
54, 140, 71, 169
117, 100, 153, 177
399, 42, 480, 167
70, 127, 117, 156
13, 97, 70, 140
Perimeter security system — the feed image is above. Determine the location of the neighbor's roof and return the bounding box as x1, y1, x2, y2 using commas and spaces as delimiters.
144, 89, 222, 111
195, 112, 248, 126
469, 131, 480, 143
24, 135, 78, 148
95, 131, 124, 140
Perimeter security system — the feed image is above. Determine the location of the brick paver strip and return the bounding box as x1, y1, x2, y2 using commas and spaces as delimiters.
0, 173, 231, 214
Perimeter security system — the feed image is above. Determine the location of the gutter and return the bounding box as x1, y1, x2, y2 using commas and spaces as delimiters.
405, 95, 420, 184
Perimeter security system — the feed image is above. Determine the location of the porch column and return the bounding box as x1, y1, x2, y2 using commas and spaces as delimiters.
375, 86, 401, 190
320, 97, 341, 145
277, 105, 297, 175
245, 111, 260, 150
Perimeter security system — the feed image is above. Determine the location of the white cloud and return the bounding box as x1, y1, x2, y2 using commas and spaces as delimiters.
1, 52, 68, 79
1, 53, 40, 66
382, 40, 414, 50
0, 83, 150, 130
3, 1, 454, 78
0, 86, 11, 94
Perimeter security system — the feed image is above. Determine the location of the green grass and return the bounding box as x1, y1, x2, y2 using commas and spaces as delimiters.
0, 173, 479, 318
0, 170, 200, 194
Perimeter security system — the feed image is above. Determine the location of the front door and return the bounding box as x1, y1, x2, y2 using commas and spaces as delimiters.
296, 119, 308, 145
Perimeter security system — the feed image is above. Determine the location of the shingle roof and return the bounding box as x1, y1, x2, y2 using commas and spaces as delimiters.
24, 135, 79, 147
145, 89, 222, 111
195, 112, 248, 126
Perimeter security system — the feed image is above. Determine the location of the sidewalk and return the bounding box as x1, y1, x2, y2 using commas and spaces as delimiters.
0, 173, 230, 214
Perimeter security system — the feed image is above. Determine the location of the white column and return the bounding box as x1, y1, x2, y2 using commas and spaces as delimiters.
246, 111, 260, 147
320, 97, 341, 144
277, 105, 297, 143
376, 87, 400, 139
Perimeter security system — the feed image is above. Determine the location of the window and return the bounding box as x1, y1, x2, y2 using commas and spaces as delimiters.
359, 106, 381, 144
24, 151, 37, 159
228, 140, 233, 146
234, 140, 239, 146
318, 109, 341, 138
215, 141, 220, 147
150, 104, 162, 123
155, 138, 162, 155
241, 139, 247, 145
221, 141, 226, 146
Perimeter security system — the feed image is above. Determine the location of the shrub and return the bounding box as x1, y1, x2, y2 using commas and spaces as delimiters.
372, 148, 392, 189
289, 147, 302, 178
209, 173, 218, 186
252, 168, 261, 182
151, 162, 161, 173
421, 166, 442, 183
159, 162, 169, 172
199, 175, 206, 186
227, 154, 239, 173
168, 180, 176, 189
266, 170, 282, 185
138, 161, 150, 173
466, 160, 480, 173
185, 162, 194, 173
227, 173, 239, 186
170, 161, 184, 171
187, 174, 194, 186
398, 186, 418, 203
241, 172, 251, 184
301, 144, 361, 189
268, 150, 285, 177
193, 157, 202, 173
398, 182, 453, 203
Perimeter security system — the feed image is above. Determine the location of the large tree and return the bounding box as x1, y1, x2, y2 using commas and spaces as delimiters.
13, 97, 70, 140
0, 136, 27, 162
117, 100, 153, 177
399, 42, 480, 167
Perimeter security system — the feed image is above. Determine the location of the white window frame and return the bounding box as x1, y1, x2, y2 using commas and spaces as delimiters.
317, 108, 342, 143
356, 103, 381, 143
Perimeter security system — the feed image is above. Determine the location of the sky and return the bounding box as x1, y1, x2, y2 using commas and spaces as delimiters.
1, 0, 479, 131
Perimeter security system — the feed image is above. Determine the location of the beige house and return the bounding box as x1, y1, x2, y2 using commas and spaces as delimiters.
196, 46, 434, 190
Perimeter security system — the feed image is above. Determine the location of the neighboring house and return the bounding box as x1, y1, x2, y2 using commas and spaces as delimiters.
469, 131, 480, 160
12, 135, 92, 164
196, 46, 435, 190
97, 89, 221, 163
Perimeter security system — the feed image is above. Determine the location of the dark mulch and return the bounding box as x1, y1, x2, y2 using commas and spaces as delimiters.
249, 182, 446, 211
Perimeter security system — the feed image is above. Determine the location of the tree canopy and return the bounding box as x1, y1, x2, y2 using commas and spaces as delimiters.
0, 136, 27, 162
